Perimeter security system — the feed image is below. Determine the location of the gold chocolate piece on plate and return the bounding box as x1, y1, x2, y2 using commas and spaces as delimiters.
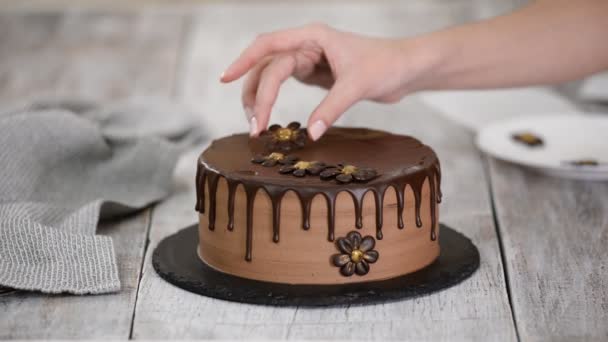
512, 132, 544, 147
564, 159, 601, 167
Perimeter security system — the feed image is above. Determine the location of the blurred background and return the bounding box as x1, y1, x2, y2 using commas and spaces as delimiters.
1, 0, 606, 139
4, 0, 530, 11
0, 0, 535, 134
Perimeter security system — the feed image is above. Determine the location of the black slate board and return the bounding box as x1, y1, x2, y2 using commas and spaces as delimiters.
153, 224, 479, 307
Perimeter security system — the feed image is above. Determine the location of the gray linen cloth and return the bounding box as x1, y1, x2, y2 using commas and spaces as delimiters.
0, 97, 203, 294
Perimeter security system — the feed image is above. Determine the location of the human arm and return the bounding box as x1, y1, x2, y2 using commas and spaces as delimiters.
221, 0, 608, 139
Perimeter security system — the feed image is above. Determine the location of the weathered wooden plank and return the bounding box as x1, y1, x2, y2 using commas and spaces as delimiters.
0, 11, 185, 339
133, 2, 519, 340
0, 11, 182, 102
0, 213, 150, 339
489, 158, 608, 341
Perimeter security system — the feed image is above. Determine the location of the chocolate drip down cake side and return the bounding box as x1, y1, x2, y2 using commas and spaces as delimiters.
195, 123, 441, 284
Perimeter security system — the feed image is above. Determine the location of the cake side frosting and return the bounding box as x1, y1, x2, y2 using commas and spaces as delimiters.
195, 126, 441, 263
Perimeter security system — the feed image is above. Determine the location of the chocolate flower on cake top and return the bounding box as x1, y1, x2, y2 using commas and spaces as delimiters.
332, 231, 379, 276
279, 161, 328, 177
251, 152, 298, 167
261, 122, 307, 152
320, 164, 378, 184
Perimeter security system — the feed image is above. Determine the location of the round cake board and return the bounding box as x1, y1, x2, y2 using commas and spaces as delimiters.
153, 224, 480, 307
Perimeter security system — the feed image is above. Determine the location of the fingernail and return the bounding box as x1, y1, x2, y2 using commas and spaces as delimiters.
220, 71, 226, 81
250, 116, 258, 137
244, 107, 253, 122
308, 120, 327, 141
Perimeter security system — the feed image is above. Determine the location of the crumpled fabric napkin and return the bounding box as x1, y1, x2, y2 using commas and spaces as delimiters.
0, 97, 204, 294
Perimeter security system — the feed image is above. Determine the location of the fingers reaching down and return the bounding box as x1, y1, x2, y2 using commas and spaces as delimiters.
308, 80, 362, 140
242, 57, 272, 121
222, 23, 404, 141
241, 61, 264, 121
221, 24, 328, 83
251, 53, 297, 136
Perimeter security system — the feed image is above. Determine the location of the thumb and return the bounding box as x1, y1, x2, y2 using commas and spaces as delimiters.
307, 80, 362, 141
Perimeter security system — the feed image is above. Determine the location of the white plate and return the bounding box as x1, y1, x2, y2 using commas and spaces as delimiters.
579, 71, 608, 103
476, 114, 608, 180
419, 87, 578, 132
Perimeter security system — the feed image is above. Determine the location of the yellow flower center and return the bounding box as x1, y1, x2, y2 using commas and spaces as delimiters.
517, 133, 539, 144
268, 152, 285, 160
350, 249, 364, 263
341, 165, 358, 175
574, 159, 598, 166
294, 161, 312, 170
276, 128, 294, 141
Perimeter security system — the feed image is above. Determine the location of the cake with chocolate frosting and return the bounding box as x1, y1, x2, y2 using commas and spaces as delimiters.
195, 122, 441, 284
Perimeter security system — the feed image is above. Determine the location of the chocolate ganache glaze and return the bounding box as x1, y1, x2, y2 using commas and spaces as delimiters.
196, 126, 441, 262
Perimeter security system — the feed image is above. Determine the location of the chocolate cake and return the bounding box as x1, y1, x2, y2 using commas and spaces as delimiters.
195, 123, 441, 284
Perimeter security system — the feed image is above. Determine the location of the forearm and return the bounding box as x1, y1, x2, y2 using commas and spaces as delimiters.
409, 0, 608, 91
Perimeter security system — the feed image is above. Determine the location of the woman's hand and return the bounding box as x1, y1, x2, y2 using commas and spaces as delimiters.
222, 0, 608, 140
220, 23, 433, 140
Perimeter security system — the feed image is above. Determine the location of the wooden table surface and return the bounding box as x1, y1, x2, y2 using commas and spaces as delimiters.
1, 2, 606, 341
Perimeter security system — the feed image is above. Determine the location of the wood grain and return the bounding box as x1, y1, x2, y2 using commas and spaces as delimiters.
133, 2, 521, 339
0, 11, 183, 102
489, 158, 608, 341
0, 214, 150, 339
0, 11, 185, 339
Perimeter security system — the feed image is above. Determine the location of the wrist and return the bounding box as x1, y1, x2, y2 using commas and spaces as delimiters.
393, 33, 451, 93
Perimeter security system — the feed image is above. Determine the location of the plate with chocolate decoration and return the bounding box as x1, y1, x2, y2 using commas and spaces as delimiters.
476, 114, 608, 180
153, 122, 481, 306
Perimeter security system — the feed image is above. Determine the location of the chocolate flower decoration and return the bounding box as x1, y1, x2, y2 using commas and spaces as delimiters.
251, 152, 298, 167
279, 161, 327, 177
262, 122, 307, 152
320, 164, 378, 184
331, 231, 379, 276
